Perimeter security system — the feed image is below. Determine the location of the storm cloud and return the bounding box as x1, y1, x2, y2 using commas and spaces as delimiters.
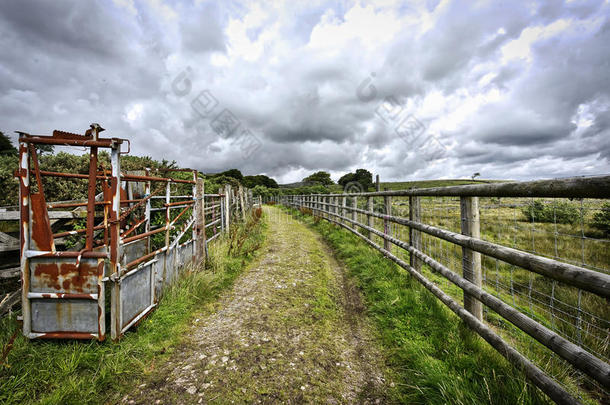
0, 0, 608, 183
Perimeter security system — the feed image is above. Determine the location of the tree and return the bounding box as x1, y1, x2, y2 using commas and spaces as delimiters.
36, 144, 54, 155
471, 172, 480, 181
338, 172, 356, 187
243, 174, 279, 189
338, 169, 373, 191
303, 171, 333, 186
0, 131, 17, 155
354, 169, 373, 190
218, 169, 243, 181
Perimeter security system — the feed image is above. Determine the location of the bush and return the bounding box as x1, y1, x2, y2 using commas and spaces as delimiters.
591, 203, 610, 236
0, 154, 19, 206
521, 200, 581, 224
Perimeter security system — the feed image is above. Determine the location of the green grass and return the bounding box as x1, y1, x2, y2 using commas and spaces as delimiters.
328, 179, 507, 193
286, 206, 553, 404
0, 211, 267, 404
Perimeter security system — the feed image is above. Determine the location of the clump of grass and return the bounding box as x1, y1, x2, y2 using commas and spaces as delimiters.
522, 200, 581, 224
591, 202, 610, 237
286, 207, 549, 404
0, 211, 266, 405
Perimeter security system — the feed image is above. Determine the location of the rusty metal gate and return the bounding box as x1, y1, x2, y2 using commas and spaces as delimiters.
16, 124, 218, 340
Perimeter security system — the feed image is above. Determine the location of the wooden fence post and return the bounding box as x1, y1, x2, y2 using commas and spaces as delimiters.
383, 188, 391, 253
366, 196, 373, 239
341, 196, 346, 224
409, 195, 422, 272
352, 196, 357, 229
461, 196, 483, 321
332, 196, 337, 219
239, 185, 246, 221
224, 185, 231, 231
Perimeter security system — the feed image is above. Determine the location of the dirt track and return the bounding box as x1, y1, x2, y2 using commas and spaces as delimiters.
127, 206, 390, 404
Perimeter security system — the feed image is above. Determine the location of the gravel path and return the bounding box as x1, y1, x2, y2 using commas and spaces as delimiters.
128, 207, 391, 404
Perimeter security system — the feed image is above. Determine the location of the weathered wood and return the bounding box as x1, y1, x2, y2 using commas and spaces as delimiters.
0, 290, 21, 317
239, 186, 246, 221
0, 231, 18, 245
461, 197, 482, 320
331, 175, 610, 199
351, 196, 357, 230
366, 196, 373, 239
0, 210, 87, 220
409, 196, 422, 272
383, 189, 391, 253
224, 185, 231, 230
0, 267, 20, 279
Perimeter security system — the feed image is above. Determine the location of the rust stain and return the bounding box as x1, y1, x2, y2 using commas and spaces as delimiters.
30, 194, 54, 251
33, 262, 97, 293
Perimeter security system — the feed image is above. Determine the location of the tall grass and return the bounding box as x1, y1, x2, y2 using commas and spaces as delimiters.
0, 210, 266, 404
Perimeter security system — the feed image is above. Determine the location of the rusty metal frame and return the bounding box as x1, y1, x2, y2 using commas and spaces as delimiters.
17, 125, 199, 341
17, 124, 239, 341
18, 125, 118, 340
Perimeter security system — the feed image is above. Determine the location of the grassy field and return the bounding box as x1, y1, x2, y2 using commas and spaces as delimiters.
304, 191, 609, 403
328, 178, 508, 193
0, 210, 266, 404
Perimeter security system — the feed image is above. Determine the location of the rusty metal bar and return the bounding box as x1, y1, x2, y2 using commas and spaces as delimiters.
86, 143, 98, 250
125, 246, 167, 270
20, 135, 121, 148
120, 217, 147, 238
25, 250, 108, 258
18, 141, 31, 337
37, 332, 98, 340
164, 200, 195, 207
27, 292, 98, 300
121, 199, 146, 204
39, 170, 110, 180
47, 201, 109, 209
109, 144, 121, 340
122, 173, 195, 184
144, 168, 151, 254
122, 226, 166, 244
38, 171, 194, 184
53, 223, 106, 239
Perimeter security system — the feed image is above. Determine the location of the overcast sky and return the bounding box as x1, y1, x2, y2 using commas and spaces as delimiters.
1, 0, 609, 183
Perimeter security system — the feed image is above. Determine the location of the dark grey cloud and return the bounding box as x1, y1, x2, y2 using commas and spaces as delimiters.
0, 0, 608, 184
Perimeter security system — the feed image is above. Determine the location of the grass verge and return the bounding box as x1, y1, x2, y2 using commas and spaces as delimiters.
0, 209, 266, 405
285, 206, 551, 405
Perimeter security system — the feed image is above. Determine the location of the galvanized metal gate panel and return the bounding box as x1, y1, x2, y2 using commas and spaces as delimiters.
116, 260, 156, 335
26, 253, 106, 339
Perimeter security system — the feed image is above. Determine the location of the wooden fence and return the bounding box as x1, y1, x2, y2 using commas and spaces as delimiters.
279, 175, 610, 405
